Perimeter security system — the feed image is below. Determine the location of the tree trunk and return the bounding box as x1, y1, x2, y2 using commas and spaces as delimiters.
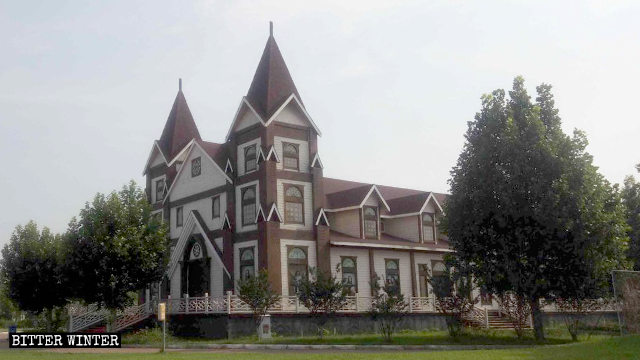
530, 298, 545, 340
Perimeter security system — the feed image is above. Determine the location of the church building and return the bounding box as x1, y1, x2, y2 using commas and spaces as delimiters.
142, 24, 452, 306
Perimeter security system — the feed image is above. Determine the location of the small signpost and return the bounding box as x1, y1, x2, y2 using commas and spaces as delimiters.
158, 302, 166, 352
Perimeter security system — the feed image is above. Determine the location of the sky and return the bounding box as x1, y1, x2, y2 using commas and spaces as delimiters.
1, 0, 639, 248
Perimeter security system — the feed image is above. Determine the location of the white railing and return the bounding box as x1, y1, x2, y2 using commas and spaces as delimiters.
70, 307, 108, 332
70, 301, 153, 332
161, 293, 436, 315
465, 306, 489, 328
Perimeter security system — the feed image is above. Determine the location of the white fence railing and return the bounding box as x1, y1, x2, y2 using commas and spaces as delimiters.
69, 302, 153, 332
161, 293, 437, 315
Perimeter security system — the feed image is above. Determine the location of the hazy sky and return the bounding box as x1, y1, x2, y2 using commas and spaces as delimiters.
1, 0, 639, 247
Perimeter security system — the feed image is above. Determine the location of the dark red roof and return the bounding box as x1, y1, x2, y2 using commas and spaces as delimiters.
386, 193, 430, 215
246, 34, 302, 120
325, 184, 372, 209
158, 90, 201, 160
329, 230, 451, 252
197, 140, 228, 170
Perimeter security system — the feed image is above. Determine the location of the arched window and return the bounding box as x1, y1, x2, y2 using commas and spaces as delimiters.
284, 185, 304, 224
364, 207, 378, 239
283, 143, 299, 170
385, 259, 400, 295
240, 247, 255, 280
341, 257, 357, 294
245, 145, 257, 172
422, 213, 434, 242
287, 247, 308, 295
242, 186, 256, 226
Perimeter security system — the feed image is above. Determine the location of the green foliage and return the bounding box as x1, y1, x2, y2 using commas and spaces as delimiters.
446, 77, 630, 340
65, 181, 169, 317
368, 274, 408, 342
428, 260, 477, 338
622, 165, 640, 270
295, 266, 348, 337
0, 221, 68, 330
236, 269, 279, 333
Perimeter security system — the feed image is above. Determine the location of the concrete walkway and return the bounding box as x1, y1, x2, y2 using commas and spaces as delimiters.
128, 343, 534, 351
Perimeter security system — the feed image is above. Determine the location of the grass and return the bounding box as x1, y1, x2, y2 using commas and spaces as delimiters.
122, 327, 604, 347
1, 335, 639, 360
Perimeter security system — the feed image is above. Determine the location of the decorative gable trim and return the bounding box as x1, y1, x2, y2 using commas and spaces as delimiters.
419, 192, 444, 214
266, 145, 280, 163
360, 185, 391, 212
222, 213, 232, 231
225, 97, 266, 141
315, 208, 330, 226
255, 204, 266, 223
225, 158, 234, 174
166, 138, 197, 167
142, 141, 168, 175
310, 153, 324, 169
256, 146, 267, 164
264, 94, 322, 136
167, 210, 230, 279
267, 203, 283, 223
162, 142, 233, 204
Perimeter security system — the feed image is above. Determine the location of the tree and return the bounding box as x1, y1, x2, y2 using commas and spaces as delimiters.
497, 292, 531, 339
65, 181, 169, 330
622, 164, 640, 270
295, 266, 348, 338
446, 77, 629, 340
428, 260, 477, 338
0, 221, 68, 331
236, 269, 280, 337
554, 298, 609, 341
368, 274, 407, 342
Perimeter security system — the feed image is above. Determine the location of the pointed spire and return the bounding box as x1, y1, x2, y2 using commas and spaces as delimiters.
158, 81, 201, 159
246, 22, 303, 119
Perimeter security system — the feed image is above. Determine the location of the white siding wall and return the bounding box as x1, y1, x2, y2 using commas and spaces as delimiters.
235, 180, 259, 233
274, 102, 308, 127
384, 216, 420, 243
235, 107, 261, 132
234, 240, 258, 288
150, 150, 165, 168
327, 209, 360, 238
274, 136, 309, 172
372, 250, 412, 298
202, 235, 224, 298
237, 138, 261, 176
280, 239, 317, 296
277, 179, 313, 230
170, 266, 181, 298
412, 253, 445, 297
170, 146, 228, 200
169, 195, 227, 239
330, 248, 371, 297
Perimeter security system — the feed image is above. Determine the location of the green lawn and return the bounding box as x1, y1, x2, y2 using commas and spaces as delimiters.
1, 336, 639, 360
122, 327, 606, 346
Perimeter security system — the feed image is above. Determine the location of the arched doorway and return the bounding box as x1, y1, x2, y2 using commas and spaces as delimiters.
181, 236, 210, 297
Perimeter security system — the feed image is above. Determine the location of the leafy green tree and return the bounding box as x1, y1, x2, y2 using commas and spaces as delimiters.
446, 77, 629, 340
236, 269, 280, 337
0, 221, 68, 330
622, 164, 640, 270
428, 260, 477, 338
295, 266, 348, 338
368, 274, 407, 342
65, 181, 168, 330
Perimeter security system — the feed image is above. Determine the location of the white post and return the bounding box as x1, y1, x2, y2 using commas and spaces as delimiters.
226, 291, 232, 314
295, 297, 299, 313
185, 294, 189, 314
484, 308, 489, 329
355, 293, 360, 312
409, 297, 413, 313
205, 292, 209, 314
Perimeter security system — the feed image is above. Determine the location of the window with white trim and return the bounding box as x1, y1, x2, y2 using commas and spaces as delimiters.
191, 157, 201, 177
385, 259, 400, 295
176, 206, 183, 228
240, 247, 255, 280
241, 186, 256, 226
155, 178, 166, 203
341, 257, 357, 294
287, 247, 308, 295
212, 195, 220, 219
244, 145, 257, 173
364, 207, 378, 239
422, 213, 435, 242
283, 143, 299, 170
284, 185, 304, 224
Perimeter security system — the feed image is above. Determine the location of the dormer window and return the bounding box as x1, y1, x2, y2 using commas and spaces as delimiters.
212, 195, 220, 219
241, 186, 256, 226
155, 179, 165, 203
245, 145, 257, 172
191, 157, 201, 177
422, 213, 435, 242
364, 207, 378, 239
283, 143, 299, 170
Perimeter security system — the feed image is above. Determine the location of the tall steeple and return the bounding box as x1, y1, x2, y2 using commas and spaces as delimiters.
246, 22, 303, 119
158, 79, 201, 159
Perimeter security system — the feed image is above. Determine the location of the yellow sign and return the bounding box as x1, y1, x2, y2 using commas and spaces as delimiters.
158, 302, 166, 321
